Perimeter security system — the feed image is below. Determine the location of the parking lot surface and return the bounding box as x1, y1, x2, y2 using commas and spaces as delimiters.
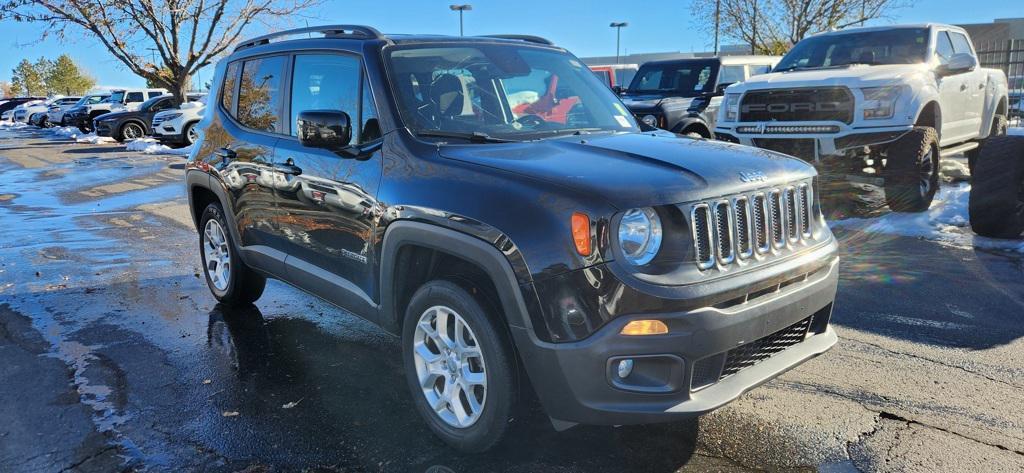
1, 127, 1022, 472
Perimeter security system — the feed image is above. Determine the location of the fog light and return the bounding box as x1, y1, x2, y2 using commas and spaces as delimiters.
617, 359, 634, 378
620, 319, 669, 336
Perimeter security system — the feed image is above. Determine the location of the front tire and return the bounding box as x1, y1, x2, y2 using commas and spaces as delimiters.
118, 122, 145, 142
199, 203, 266, 305
969, 136, 1024, 238
884, 126, 940, 212
402, 280, 515, 453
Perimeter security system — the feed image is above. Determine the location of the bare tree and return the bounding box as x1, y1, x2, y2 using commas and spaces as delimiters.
1, 0, 321, 104
693, 0, 910, 55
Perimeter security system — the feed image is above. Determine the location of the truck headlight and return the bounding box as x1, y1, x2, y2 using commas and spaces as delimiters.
724, 93, 741, 122
618, 208, 662, 266
861, 86, 902, 120
161, 113, 183, 121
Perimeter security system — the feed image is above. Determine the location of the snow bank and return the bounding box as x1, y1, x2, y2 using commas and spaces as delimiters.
124, 138, 193, 156
0, 121, 28, 129
830, 183, 1024, 253
44, 126, 116, 143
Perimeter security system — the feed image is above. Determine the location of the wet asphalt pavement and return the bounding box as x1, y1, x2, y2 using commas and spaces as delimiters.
1, 128, 1023, 472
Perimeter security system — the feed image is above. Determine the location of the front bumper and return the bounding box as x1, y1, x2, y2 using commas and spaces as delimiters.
716, 122, 912, 160
155, 132, 188, 145
513, 250, 839, 425
94, 120, 115, 137
64, 113, 91, 128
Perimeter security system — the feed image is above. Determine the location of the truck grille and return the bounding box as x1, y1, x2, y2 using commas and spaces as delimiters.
739, 87, 854, 124
689, 182, 814, 270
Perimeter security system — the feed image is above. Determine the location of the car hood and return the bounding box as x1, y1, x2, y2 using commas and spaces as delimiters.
438, 132, 815, 209
620, 94, 699, 111
732, 64, 928, 91
97, 111, 138, 121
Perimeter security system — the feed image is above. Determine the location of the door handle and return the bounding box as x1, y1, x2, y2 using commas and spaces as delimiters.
978, 83, 985, 90
214, 147, 236, 160
960, 83, 968, 92
274, 158, 303, 176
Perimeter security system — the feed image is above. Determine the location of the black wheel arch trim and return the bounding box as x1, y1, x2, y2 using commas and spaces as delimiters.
671, 116, 710, 136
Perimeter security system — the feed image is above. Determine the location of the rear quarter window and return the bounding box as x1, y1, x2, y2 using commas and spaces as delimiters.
237, 56, 287, 134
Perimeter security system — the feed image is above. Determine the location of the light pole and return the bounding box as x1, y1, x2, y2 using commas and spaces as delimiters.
610, 22, 628, 64
449, 4, 472, 36
713, 0, 720, 55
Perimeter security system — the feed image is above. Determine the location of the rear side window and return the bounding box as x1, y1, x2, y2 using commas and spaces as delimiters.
290, 54, 361, 137
147, 91, 163, 99
238, 55, 287, 133
126, 92, 145, 103
221, 62, 240, 113
719, 65, 745, 85
749, 64, 772, 76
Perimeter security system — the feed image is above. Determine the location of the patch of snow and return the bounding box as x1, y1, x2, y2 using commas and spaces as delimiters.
0, 121, 28, 129
124, 138, 193, 156
73, 133, 115, 144
830, 183, 1024, 253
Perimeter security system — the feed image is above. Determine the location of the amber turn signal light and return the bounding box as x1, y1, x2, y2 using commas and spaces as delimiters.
571, 212, 591, 256
620, 320, 669, 336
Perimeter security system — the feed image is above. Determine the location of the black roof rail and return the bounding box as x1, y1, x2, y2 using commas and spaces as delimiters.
235, 25, 386, 52
480, 34, 555, 46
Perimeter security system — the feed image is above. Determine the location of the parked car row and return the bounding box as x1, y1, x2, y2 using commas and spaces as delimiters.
2, 88, 207, 147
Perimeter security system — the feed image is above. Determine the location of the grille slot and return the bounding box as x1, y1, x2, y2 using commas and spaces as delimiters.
691, 204, 714, 270
734, 197, 753, 259
714, 201, 734, 265
687, 180, 814, 271
752, 193, 769, 254
798, 184, 812, 237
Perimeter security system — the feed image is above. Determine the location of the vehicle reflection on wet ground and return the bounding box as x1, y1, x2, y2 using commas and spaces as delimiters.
2, 128, 1022, 472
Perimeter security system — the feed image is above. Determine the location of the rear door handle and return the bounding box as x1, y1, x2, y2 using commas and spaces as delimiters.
274, 158, 303, 176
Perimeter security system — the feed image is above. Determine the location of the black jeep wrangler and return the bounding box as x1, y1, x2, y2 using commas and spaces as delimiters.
620, 56, 777, 138
186, 25, 839, 452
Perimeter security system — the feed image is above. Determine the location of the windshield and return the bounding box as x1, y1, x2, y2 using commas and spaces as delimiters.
775, 28, 929, 71
77, 95, 108, 106
625, 60, 717, 97
386, 43, 638, 141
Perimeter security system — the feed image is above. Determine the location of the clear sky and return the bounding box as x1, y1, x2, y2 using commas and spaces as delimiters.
0, 0, 1019, 90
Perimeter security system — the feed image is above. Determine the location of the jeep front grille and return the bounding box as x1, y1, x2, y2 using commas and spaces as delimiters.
688, 180, 815, 270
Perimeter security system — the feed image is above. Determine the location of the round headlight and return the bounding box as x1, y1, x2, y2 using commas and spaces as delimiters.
618, 207, 662, 266
641, 114, 658, 127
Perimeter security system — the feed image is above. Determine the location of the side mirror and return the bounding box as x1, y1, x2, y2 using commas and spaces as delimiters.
714, 82, 735, 96
939, 53, 977, 76
297, 110, 352, 151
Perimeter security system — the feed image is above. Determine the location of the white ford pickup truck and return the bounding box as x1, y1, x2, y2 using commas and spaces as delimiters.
715, 24, 1009, 212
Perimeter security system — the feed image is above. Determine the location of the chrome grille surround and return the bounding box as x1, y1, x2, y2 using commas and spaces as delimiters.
686, 179, 817, 271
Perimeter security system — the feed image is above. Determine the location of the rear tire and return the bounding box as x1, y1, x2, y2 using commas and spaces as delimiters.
198, 203, 266, 305
184, 122, 199, 145
969, 136, 1024, 238
884, 126, 939, 212
967, 114, 1008, 175
402, 280, 515, 453
118, 122, 145, 143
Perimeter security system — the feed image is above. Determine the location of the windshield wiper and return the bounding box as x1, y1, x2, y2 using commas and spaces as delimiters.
415, 130, 515, 143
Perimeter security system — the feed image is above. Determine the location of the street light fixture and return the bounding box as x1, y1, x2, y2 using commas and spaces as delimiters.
610, 22, 628, 64
450, 4, 473, 37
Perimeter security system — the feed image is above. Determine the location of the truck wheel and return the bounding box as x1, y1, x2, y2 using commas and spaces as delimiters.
884, 126, 939, 212
969, 136, 1024, 238
199, 203, 266, 305
402, 280, 515, 453
966, 114, 1008, 175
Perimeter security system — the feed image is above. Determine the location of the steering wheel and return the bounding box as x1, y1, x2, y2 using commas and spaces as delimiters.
515, 114, 547, 129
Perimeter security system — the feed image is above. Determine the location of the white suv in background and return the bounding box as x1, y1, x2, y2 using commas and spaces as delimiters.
49, 94, 104, 126
152, 95, 207, 147
109, 88, 169, 112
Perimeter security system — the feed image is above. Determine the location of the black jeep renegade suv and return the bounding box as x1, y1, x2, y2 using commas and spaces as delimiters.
185, 25, 839, 452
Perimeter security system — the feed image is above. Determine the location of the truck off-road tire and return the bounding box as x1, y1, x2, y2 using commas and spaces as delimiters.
966, 114, 1008, 175
969, 135, 1024, 238
884, 126, 940, 212
198, 203, 266, 305
402, 280, 515, 453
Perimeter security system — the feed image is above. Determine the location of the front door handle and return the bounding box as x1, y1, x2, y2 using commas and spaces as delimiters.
274, 158, 303, 176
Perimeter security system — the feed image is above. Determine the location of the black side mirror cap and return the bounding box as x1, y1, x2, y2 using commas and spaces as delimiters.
612, 85, 624, 95
715, 82, 735, 95
297, 110, 352, 151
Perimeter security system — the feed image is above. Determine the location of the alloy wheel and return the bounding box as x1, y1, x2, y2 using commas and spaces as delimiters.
187, 125, 199, 144
412, 305, 487, 428
203, 219, 231, 291
918, 147, 936, 196
124, 123, 144, 140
